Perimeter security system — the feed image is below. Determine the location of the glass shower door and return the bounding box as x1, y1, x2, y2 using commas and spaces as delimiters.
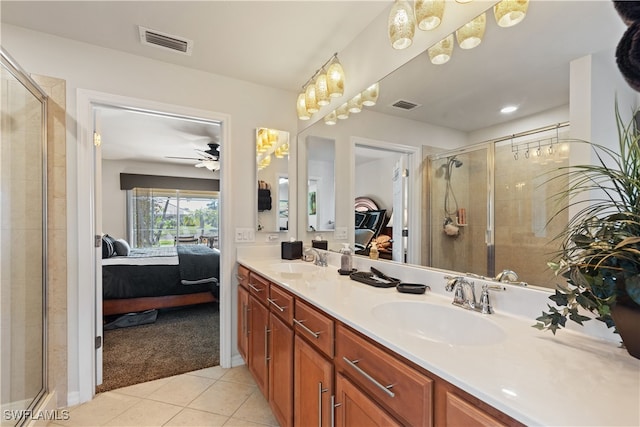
0, 49, 47, 425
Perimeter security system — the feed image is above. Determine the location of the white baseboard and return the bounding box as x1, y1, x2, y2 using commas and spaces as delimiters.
230, 354, 246, 367
66, 391, 80, 408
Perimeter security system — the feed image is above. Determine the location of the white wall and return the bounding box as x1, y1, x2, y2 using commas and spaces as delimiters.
355, 154, 401, 213
102, 159, 218, 239
1, 24, 298, 404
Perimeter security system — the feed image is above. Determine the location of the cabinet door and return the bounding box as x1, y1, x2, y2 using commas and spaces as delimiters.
249, 295, 269, 397
237, 285, 249, 361
294, 335, 333, 427
444, 392, 508, 427
269, 313, 293, 427
335, 373, 401, 427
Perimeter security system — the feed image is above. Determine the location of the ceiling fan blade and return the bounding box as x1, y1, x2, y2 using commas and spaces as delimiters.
195, 162, 207, 168
166, 156, 205, 161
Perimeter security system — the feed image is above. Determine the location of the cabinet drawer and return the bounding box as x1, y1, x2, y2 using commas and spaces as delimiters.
336, 324, 433, 427
248, 272, 270, 305
445, 392, 508, 427
293, 299, 334, 358
237, 264, 250, 290
269, 284, 294, 325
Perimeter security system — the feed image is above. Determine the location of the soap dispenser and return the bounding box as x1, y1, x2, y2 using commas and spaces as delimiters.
369, 241, 379, 260
339, 243, 353, 275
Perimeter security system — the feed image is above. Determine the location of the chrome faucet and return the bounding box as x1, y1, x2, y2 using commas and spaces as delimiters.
495, 269, 528, 286
303, 247, 328, 267
445, 276, 505, 314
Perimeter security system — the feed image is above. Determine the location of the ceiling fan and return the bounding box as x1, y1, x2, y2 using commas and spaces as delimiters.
166, 142, 221, 171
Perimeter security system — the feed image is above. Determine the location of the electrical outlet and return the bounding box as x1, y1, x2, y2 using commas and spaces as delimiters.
235, 228, 244, 242
335, 227, 348, 240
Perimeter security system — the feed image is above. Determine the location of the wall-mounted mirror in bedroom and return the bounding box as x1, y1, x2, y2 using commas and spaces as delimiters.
256, 128, 290, 232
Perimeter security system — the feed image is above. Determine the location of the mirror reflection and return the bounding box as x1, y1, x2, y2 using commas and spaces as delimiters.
256, 128, 290, 232
306, 136, 335, 232
296, 1, 626, 289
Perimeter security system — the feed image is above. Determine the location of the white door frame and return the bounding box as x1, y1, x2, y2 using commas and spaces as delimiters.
350, 137, 421, 265
76, 89, 232, 403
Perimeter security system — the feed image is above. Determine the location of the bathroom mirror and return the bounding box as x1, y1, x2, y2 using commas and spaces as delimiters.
257, 128, 290, 232
305, 136, 335, 232
295, 1, 626, 288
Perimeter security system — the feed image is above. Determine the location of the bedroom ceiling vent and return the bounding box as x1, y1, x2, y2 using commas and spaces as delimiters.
391, 99, 421, 111
138, 26, 194, 56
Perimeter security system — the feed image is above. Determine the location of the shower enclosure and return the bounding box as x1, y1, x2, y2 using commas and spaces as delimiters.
0, 48, 48, 425
427, 126, 570, 289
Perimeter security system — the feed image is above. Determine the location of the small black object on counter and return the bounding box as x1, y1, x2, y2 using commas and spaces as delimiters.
281, 241, 303, 260
338, 268, 357, 276
396, 283, 430, 294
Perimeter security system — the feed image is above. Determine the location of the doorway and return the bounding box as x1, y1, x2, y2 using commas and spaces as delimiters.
76, 90, 232, 403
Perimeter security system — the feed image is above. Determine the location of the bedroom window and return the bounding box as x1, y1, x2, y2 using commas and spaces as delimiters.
128, 188, 219, 248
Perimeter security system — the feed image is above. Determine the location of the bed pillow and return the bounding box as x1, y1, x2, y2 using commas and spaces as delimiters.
113, 238, 131, 256
102, 235, 117, 258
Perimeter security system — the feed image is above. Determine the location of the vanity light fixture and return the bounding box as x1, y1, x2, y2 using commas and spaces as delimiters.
456, 13, 486, 49
336, 103, 350, 120
324, 110, 337, 125
494, 0, 529, 28
428, 34, 455, 65
297, 53, 345, 120
361, 82, 380, 106
389, 0, 416, 50
455, 0, 474, 3
257, 127, 288, 168
415, 0, 445, 31
500, 105, 518, 113
347, 93, 363, 113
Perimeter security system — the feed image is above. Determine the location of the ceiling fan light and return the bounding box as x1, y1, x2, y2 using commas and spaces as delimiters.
327, 59, 345, 98
389, 0, 416, 50
415, 0, 445, 31
324, 110, 337, 125
305, 84, 319, 113
456, 12, 486, 49
347, 93, 363, 113
494, 0, 528, 28
361, 82, 380, 106
336, 103, 350, 120
204, 161, 219, 171
315, 73, 331, 106
428, 33, 454, 65
297, 93, 311, 120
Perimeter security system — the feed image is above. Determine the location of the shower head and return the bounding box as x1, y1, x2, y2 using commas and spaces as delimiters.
448, 156, 463, 168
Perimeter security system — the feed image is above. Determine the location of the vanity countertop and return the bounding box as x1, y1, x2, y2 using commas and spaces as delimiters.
237, 255, 640, 427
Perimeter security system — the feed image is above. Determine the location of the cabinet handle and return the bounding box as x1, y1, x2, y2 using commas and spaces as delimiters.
249, 283, 264, 293
318, 382, 328, 427
242, 302, 248, 337
330, 395, 341, 427
293, 318, 321, 339
267, 298, 286, 312
342, 357, 395, 398
265, 326, 271, 364
236, 274, 247, 282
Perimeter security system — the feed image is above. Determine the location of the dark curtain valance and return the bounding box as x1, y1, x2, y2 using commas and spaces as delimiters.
120, 173, 219, 192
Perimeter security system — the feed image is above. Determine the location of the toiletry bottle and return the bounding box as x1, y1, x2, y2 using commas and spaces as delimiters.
369, 242, 379, 260
340, 243, 352, 273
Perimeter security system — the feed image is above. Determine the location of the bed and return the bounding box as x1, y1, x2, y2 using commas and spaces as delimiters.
102, 244, 220, 316
354, 197, 388, 255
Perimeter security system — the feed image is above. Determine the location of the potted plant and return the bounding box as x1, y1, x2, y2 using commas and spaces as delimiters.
534, 104, 640, 359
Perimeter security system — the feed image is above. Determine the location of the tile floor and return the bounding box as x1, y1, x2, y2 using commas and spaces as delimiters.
48, 365, 279, 427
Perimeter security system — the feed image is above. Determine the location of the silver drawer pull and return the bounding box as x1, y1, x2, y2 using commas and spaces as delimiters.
293, 318, 321, 339
342, 357, 395, 398
235, 274, 247, 282
267, 298, 286, 312
249, 283, 264, 293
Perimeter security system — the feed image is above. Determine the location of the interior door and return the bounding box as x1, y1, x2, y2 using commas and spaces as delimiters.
93, 107, 103, 386
391, 157, 407, 263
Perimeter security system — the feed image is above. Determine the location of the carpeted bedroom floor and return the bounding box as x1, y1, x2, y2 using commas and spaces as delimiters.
97, 302, 220, 393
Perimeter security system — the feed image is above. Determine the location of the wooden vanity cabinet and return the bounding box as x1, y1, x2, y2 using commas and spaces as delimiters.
236, 265, 250, 361
268, 285, 294, 427
294, 335, 333, 427
334, 373, 401, 427
248, 290, 269, 397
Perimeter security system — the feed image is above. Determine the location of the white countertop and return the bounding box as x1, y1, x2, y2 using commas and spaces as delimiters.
237, 250, 640, 426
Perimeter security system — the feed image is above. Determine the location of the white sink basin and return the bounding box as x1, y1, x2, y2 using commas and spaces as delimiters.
270, 262, 319, 278
371, 301, 506, 346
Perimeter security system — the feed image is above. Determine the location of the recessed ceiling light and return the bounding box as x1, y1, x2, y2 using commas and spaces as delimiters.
501, 105, 518, 114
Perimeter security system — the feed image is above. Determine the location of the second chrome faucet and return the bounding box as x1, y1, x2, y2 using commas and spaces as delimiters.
445, 276, 505, 314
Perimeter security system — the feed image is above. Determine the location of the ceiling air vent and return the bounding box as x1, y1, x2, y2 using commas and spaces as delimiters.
391, 99, 421, 111
138, 26, 193, 56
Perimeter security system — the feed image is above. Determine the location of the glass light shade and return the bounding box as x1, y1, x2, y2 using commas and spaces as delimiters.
428, 34, 454, 65
327, 61, 345, 98
388, 0, 416, 50
494, 0, 528, 28
415, 0, 445, 31
336, 103, 350, 120
260, 155, 271, 168
347, 93, 363, 113
455, 0, 473, 3
268, 128, 278, 146
361, 82, 379, 106
274, 146, 284, 159
456, 13, 486, 49
315, 73, 330, 106
324, 110, 337, 125
305, 84, 319, 113
297, 93, 311, 120
261, 129, 272, 149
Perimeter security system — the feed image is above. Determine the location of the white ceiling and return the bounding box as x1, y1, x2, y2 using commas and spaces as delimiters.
1, 1, 627, 165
